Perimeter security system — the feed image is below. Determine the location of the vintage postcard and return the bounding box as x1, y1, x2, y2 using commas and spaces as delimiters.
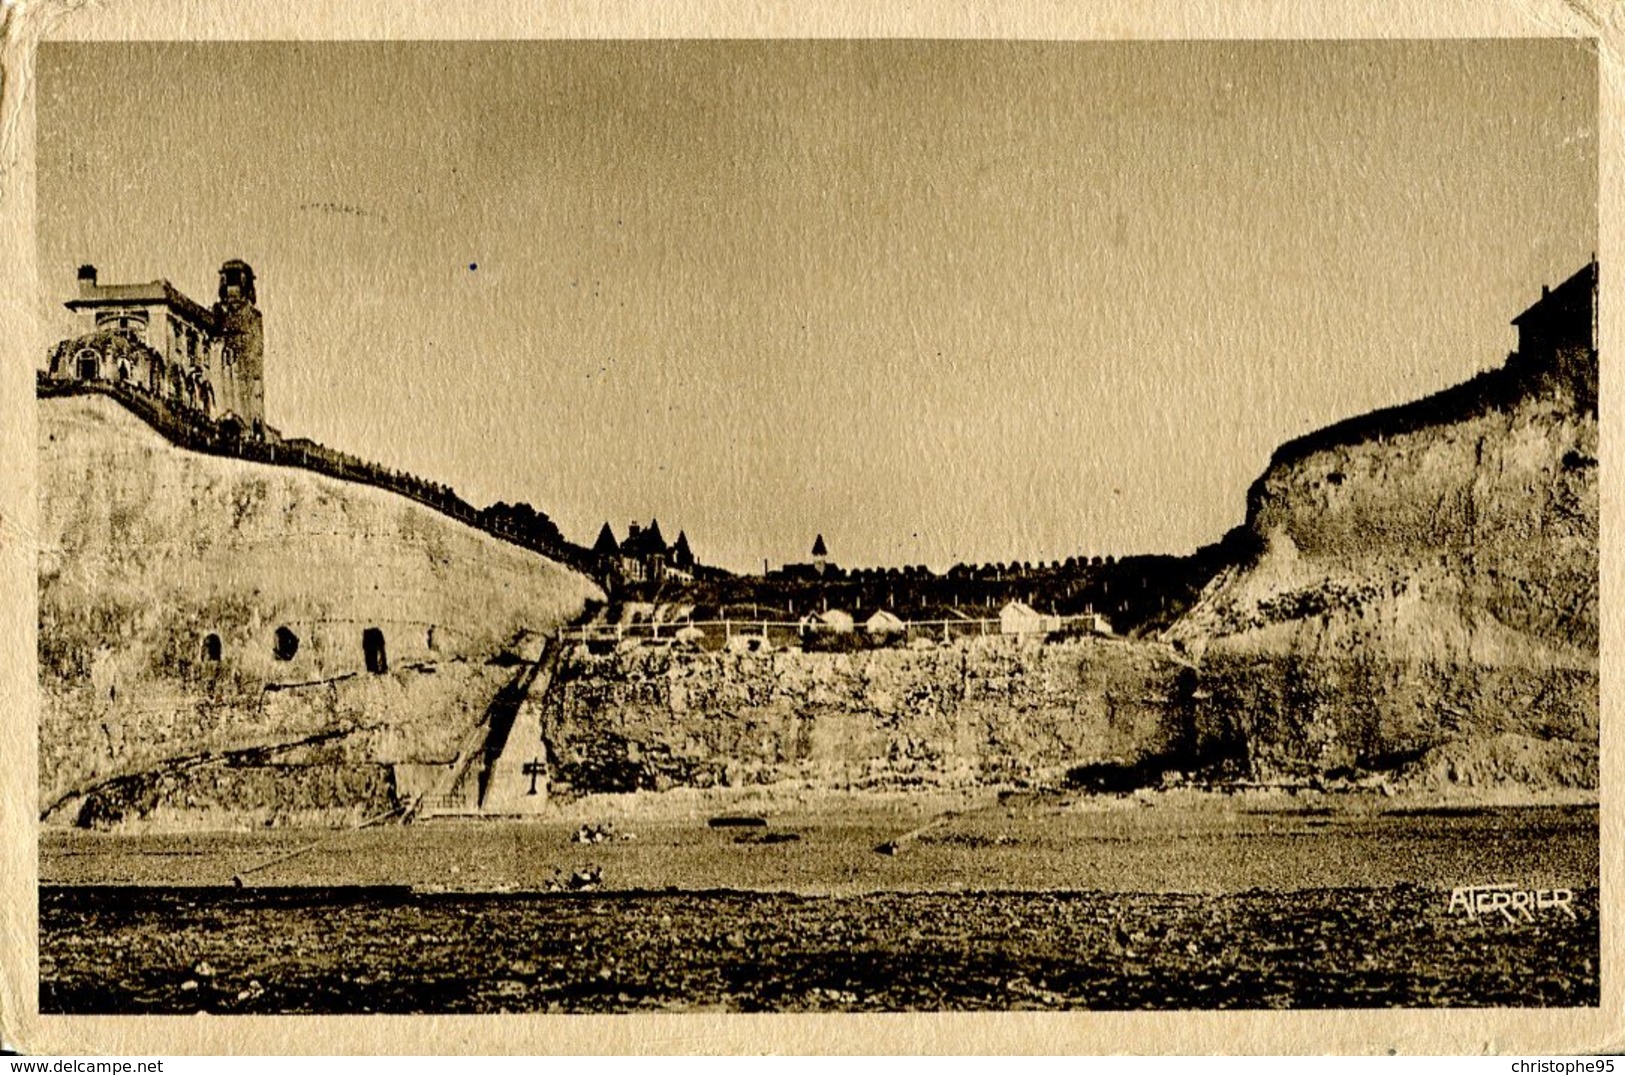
0, 0, 1619, 1057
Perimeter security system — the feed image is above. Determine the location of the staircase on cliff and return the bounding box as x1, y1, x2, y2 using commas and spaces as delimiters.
412, 632, 561, 818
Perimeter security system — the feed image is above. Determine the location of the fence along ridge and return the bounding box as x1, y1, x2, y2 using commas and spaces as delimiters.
561, 611, 1103, 641
38, 375, 595, 571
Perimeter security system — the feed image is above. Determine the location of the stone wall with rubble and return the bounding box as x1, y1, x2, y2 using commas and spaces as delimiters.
545, 638, 1191, 794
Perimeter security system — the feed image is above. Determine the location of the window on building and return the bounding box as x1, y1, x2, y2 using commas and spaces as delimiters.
202, 633, 222, 662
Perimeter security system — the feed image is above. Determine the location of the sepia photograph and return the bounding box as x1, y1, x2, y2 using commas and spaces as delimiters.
4, 7, 1614, 1051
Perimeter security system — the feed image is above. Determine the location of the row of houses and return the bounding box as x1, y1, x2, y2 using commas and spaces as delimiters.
566, 601, 1114, 650
798, 601, 1111, 637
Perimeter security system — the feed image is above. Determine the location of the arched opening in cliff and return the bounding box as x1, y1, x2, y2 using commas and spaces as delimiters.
363, 627, 388, 674
273, 626, 300, 661
202, 633, 222, 662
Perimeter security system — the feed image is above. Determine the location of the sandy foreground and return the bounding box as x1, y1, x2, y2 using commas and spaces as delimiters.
38, 791, 1599, 1013
40, 787, 1599, 895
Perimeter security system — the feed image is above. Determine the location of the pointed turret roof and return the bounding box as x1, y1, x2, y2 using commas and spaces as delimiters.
812, 534, 828, 557
592, 522, 619, 556
622, 518, 669, 557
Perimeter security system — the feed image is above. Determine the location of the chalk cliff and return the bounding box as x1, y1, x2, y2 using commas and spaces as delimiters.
545, 269, 1600, 799
1166, 302, 1598, 789
39, 394, 600, 825
38, 260, 1598, 820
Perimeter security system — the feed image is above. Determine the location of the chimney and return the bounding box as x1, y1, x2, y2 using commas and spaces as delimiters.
76, 264, 98, 297
627, 522, 641, 540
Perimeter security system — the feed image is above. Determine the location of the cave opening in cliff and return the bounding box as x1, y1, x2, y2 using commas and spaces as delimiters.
363, 627, 388, 674
202, 633, 221, 662
273, 626, 299, 661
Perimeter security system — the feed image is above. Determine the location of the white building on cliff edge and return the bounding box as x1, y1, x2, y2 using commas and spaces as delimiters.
44, 260, 268, 437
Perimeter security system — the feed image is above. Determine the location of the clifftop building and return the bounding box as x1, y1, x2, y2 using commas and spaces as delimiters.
773, 535, 838, 580
1509, 258, 1597, 408
593, 519, 698, 588
46, 260, 268, 436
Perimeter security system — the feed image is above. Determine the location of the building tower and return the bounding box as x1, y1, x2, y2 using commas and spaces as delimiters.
212, 259, 265, 434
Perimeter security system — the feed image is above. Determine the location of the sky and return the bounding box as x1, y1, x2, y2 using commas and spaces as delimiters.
34, 40, 1596, 573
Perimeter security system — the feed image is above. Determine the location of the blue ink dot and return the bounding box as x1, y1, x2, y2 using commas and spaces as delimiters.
468, 262, 478, 271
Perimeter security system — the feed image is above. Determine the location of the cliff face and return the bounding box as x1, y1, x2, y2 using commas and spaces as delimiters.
547, 639, 1189, 794
40, 262, 1599, 818
39, 395, 601, 825
504, 338, 1601, 801
1167, 360, 1598, 785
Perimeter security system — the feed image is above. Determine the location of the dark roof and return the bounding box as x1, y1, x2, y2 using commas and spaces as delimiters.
1511, 260, 1597, 325
672, 530, 694, 566
812, 534, 828, 557
621, 519, 669, 557
66, 279, 216, 331
592, 522, 620, 556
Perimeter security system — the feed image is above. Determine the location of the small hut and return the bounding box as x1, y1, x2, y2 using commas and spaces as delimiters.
864, 610, 906, 637
820, 608, 856, 633
801, 609, 855, 634
999, 600, 1054, 636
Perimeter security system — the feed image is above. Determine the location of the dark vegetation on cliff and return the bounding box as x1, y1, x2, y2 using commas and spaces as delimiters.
649, 537, 1249, 640
1165, 267, 1599, 792
1252, 342, 1596, 521
38, 374, 600, 575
